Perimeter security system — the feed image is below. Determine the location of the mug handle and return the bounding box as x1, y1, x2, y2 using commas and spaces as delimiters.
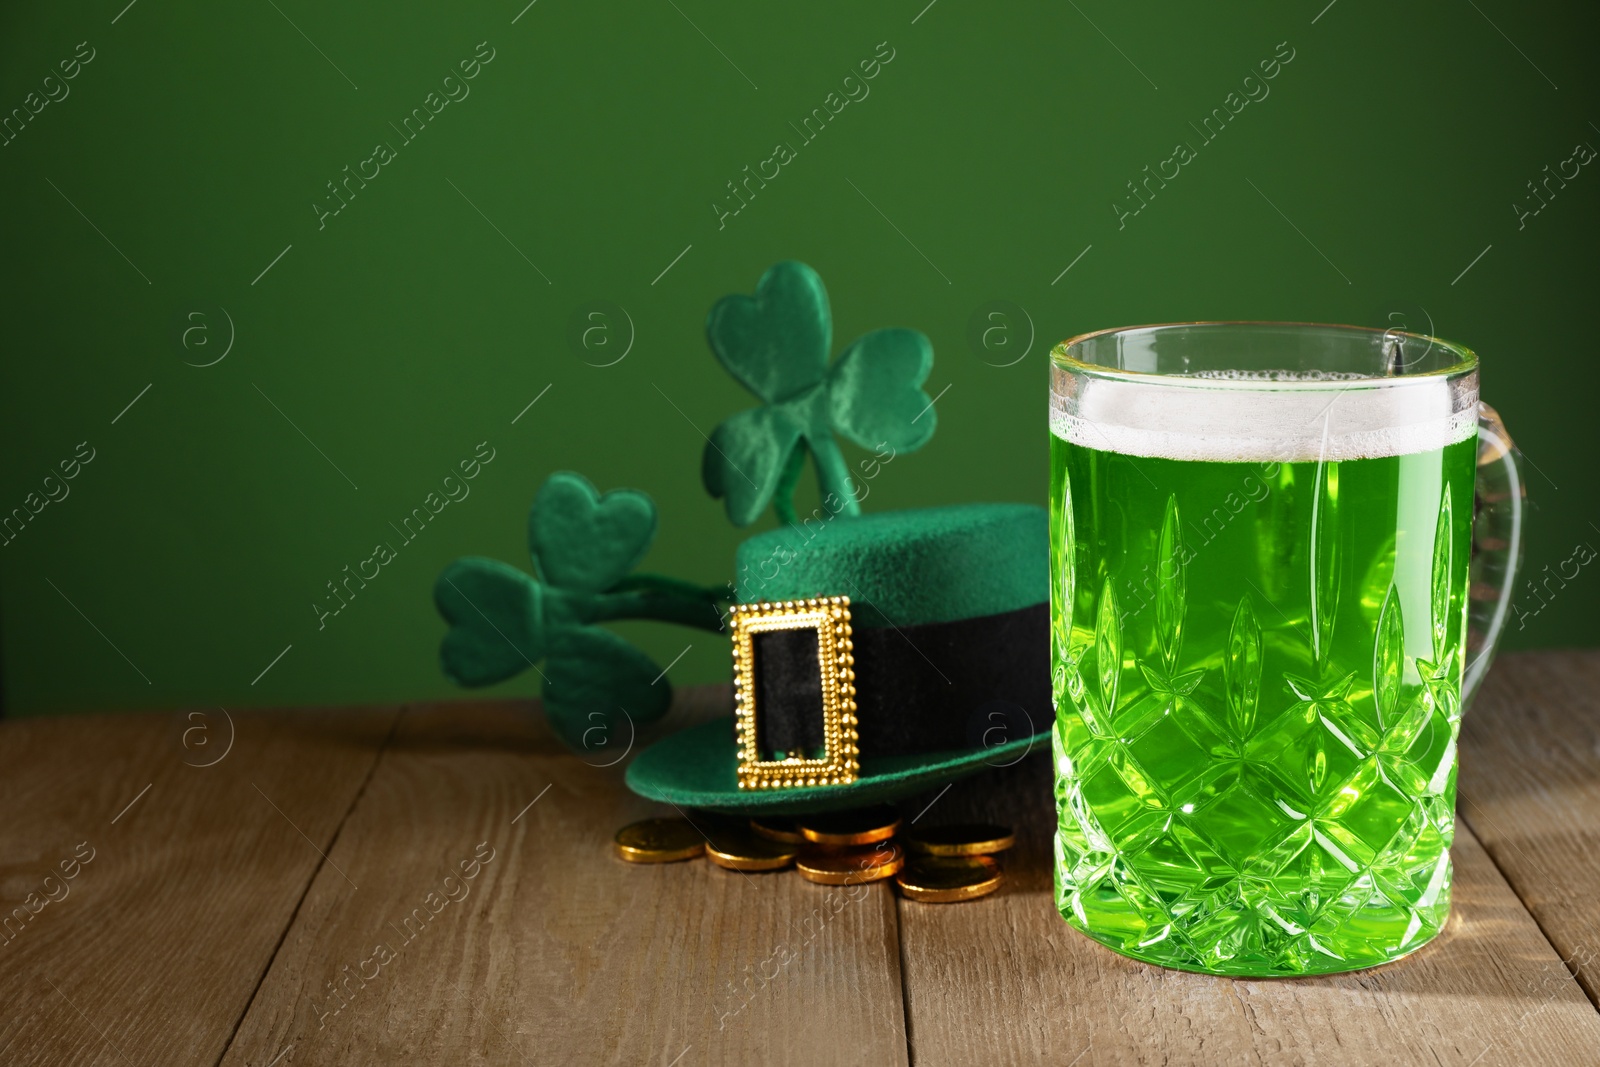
1462, 401, 1526, 710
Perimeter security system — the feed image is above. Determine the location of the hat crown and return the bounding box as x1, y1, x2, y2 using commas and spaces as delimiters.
734, 502, 1047, 628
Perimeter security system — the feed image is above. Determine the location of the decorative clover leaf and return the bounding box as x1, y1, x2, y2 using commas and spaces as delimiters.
540, 627, 671, 750
703, 260, 937, 526
528, 469, 657, 593
435, 471, 726, 751
437, 556, 547, 686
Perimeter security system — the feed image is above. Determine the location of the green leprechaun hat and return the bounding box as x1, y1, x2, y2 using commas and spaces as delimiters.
623, 261, 1050, 813
624, 502, 1050, 813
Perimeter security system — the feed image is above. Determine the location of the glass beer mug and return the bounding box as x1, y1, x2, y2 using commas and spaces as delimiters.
1048, 322, 1523, 976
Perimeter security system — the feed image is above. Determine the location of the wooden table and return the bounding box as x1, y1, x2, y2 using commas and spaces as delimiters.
3, 650, 1598, 1066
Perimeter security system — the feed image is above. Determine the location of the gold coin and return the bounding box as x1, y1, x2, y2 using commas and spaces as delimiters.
614, 818, 704, 863
798, 805, 902, 846
903, 823, 1015, 857
896, 855, 1003, 903
795, 841, 905, 885
749, 816, 805, 845
705, 825, 798, 872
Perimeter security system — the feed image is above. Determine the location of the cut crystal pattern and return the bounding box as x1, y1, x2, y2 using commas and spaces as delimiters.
1054, 473, 1466, 975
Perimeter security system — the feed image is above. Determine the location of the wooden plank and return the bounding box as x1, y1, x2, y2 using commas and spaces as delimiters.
0, 705, 397, 1067
896, 746, 1600, 1066
218, 694, 910, 1067
1459, 649, 1600, 1004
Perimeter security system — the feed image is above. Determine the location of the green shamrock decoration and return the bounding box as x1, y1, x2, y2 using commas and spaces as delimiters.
436, 261, 939, 751
703, 260, 938, 526
434, 471, 727, 750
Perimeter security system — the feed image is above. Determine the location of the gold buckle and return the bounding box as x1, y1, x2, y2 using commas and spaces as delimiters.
731, 596, 858, 790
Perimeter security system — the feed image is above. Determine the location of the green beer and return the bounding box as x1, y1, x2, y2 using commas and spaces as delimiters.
1049, 323, 1494, 976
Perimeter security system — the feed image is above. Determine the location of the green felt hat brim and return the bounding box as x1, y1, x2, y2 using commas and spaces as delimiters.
624, 716, 1045, 814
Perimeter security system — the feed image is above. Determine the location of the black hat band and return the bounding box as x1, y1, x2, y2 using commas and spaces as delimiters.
732, 597, 1050, 790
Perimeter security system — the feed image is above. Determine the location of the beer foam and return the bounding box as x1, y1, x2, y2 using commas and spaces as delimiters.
1049, 367, 1478, 463
1189, 368, 1368, 382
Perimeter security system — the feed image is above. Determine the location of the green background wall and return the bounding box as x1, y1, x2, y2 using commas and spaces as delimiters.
2, 0, 1595, 716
